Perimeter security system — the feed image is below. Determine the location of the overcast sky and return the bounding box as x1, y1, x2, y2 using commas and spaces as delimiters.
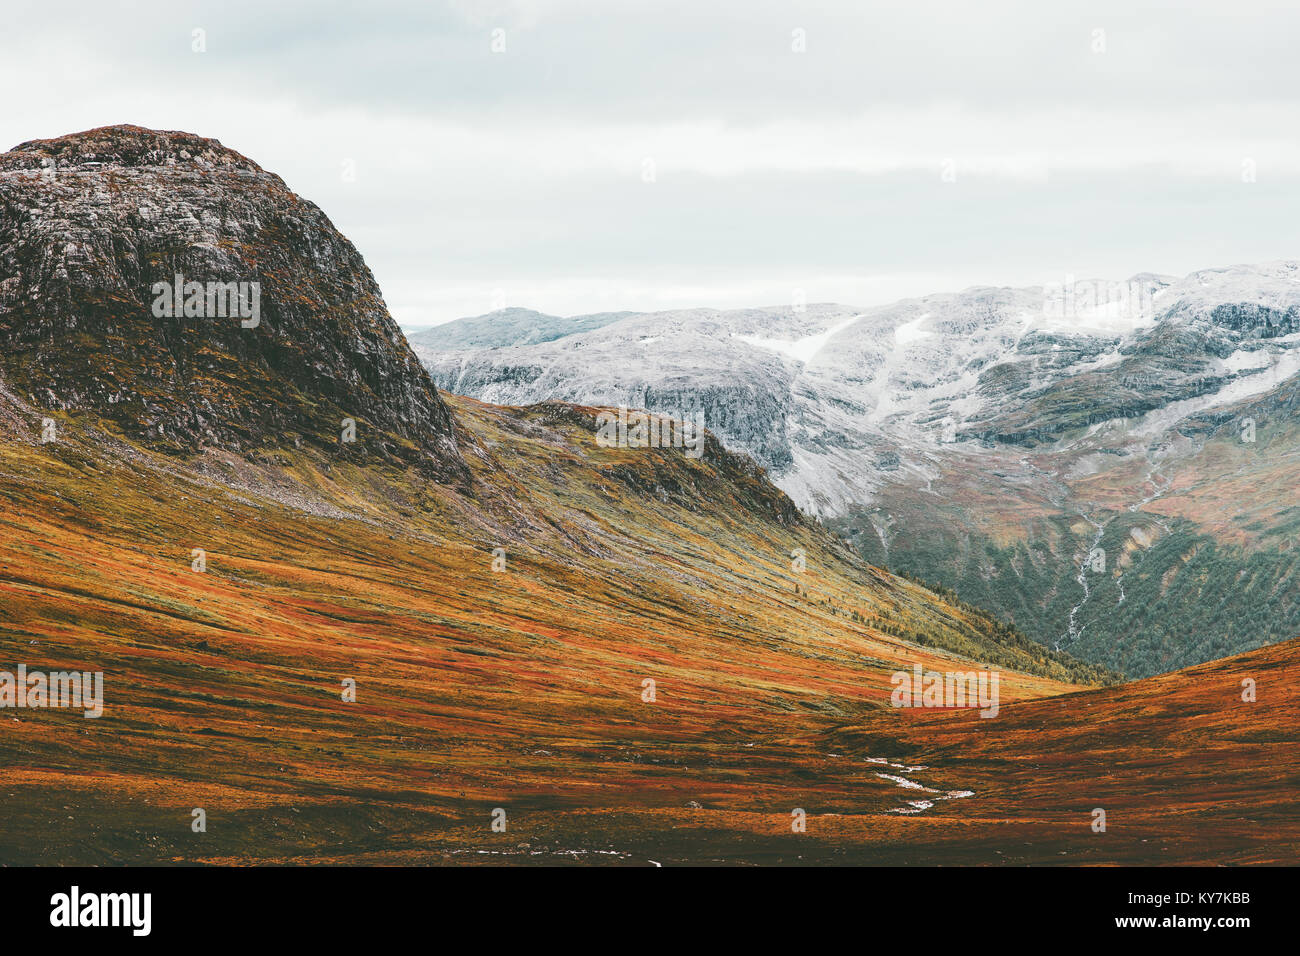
4, 0, 1299, 328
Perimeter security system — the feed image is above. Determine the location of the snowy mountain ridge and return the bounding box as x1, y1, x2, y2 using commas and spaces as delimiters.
415, 260, 1300, 516
413, 260, 1300, 678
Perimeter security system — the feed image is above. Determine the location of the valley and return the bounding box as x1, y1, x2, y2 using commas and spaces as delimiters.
1, 125, 1295, 867
3, 390, 1293, 865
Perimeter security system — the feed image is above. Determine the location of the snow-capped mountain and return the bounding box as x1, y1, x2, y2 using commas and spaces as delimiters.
414, 262, 1300, 678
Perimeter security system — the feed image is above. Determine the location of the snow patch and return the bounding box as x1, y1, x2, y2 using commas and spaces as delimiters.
736, 317, 858, 364
894, 313, 932, 345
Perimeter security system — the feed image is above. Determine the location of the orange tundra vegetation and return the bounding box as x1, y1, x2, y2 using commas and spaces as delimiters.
0, 392, 1295, 865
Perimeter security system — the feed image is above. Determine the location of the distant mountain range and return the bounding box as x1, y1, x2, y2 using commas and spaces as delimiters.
415, 265, 1300, 677
408, 308, 632, 351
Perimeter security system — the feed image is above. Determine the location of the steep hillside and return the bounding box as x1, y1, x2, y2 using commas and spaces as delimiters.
0, 386, 1099, 864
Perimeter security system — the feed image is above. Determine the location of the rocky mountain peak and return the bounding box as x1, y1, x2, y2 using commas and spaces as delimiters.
0, 125, 465, 479
5, 125, 270, 177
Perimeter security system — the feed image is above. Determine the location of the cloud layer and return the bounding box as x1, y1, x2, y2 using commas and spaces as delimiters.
4, 0, 1298, 326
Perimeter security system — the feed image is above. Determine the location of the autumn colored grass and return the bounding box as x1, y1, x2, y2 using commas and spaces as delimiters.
0, 393, 1291, 864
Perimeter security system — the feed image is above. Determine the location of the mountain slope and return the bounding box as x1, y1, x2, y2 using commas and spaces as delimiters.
3, 388, 1289, 863
826, 635, 1300, 865
0, 384, 1102, 864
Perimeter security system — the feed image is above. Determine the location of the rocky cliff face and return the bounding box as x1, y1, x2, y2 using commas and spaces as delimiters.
0, 125, 464, 479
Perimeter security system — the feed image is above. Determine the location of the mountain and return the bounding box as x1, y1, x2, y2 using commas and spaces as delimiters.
1, 125, 1131, 865
0, 125, 464, 479
416, 267, 1300, 677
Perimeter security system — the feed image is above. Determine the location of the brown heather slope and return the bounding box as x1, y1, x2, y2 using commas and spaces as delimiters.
828, 637, 1300, 865
0, 385, 1294, 864
1, 383, 1098, 865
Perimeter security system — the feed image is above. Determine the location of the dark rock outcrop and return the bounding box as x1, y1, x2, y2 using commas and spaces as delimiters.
0, 125, 465, 479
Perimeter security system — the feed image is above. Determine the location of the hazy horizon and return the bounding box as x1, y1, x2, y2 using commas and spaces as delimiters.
406, 256, 1297, 332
